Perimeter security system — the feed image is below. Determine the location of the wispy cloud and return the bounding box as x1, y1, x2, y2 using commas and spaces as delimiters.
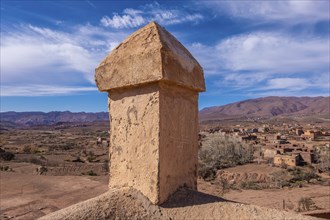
216, 32, 329, 74
189, 32, 329, 97
256, 74, 330, 92
190, 32, 329, 79
1, 24, 128, 96
101, 13, 146, 29
189, 43, 223, 75
194, 0, 329, 99
265, 78, 311, 91
204, 0, 329, 24
85, 0, 96, 9
101, 2, 203, 29
1, 85, 97, 96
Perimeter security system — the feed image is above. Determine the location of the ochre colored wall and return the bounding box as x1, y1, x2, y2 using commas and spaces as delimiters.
159, 82, 198, 203
108, 83, 160, 204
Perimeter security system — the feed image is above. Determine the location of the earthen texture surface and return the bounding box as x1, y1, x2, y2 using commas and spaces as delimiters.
159, 82, 198, 203
96, 21, 206, 204
95, 22, 205, 92
108, 82, 199, 204
108, 83, 160, 204
39, 188, 319, 220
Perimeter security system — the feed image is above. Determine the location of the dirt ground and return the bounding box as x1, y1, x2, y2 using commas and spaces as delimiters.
198, 179, 330, 212
198, 164, 330, 215
1, 124, 329, 219
0, 172, 108, 219
1, 168, 329, 219
40, 187, 316, 220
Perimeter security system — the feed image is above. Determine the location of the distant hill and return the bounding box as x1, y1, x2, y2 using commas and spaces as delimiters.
1, 96, 329, 127
199, 96, 330, 122
0, 111, 109, 127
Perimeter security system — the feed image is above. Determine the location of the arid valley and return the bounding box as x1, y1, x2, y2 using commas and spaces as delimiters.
2, 1, 329, 219
1, 96, 329, 219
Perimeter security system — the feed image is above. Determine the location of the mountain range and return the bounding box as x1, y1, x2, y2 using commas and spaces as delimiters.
199, 96, 329, 122
0, 111, 108, 127
1, 96, 329, 126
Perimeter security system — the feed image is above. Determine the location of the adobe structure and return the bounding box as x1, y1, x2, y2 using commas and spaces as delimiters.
95, 21, 205, 204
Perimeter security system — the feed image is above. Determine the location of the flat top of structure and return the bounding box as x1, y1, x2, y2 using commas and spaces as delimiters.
95, 21, 205, 92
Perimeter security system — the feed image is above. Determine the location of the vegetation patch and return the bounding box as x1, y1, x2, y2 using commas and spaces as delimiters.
0, 151, 15, 161
81, 170, 98, 176
198, 134, 254, 181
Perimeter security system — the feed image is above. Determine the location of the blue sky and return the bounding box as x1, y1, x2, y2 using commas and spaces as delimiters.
1, 0, 329, 112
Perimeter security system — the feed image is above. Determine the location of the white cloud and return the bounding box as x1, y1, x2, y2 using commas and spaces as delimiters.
188, 32, 329, 96
254, 74, 330, 92
1, 85, 97, 96
189, 43, 220, 75
1, 24, 128, 96
216, 32, 329, 74
101, 14, 146, 28
266, 78, 311, 90
190, 32, 329, 77
222, 72, 270, 88
205, 0, 329, 24
123, 8, 143, 16
100, 2, 203, 29
194, 0, 329, 98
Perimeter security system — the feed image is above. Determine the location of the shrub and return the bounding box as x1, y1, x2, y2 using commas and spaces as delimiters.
0, 166, 14, 172
100, 131, 108, 138
271, 168, 320, 188
82, 170, 97, 176
37, 166, 48, 175
198, 164, 217, 181
87, 151, 96, 162
216, 176, 231, 195
240, 181, 263, 190
102, 160, 109, 173
72, 157, 84, 163
270, 170, 291, 188
56, 143, 75, 151
198, 134, 254, 180
29, 157, 46, 166
33, 148, 43, 154
297, 197, 316, 212
288, 167, 319, 183
0, 151, 15, 161
23, 146, 32, 154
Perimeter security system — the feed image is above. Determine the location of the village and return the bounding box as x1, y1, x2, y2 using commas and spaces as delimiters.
201, 122, 330, 170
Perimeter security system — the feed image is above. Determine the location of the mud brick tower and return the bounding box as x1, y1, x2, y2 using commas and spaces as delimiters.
95, 21, 205, 204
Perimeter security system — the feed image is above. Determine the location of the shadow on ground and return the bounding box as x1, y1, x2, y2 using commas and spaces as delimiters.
161, 187, 236, 208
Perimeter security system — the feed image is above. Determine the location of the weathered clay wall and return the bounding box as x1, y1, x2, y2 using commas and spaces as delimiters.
108, 82, 199, 204
159, 82, 199, 203
108, 83, 160, 204
95, 24, 163, 91
96, 22, 205, 204
95, 22, 205, 93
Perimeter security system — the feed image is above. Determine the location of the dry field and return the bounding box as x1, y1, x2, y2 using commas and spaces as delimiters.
1, 122, 329, 219
2, 164, 329, 219
198, 164, 330, 216
0, 122, 110, 219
